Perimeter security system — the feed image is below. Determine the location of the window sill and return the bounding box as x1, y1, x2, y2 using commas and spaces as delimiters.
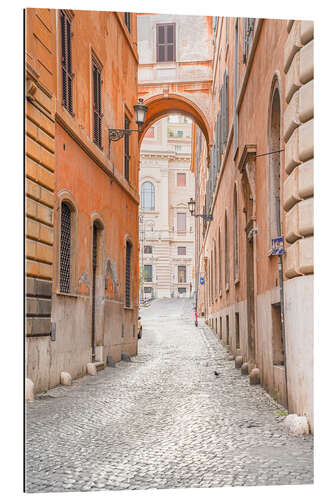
56, 291, 78, 299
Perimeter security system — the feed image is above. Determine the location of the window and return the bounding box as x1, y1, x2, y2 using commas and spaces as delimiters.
218, 227, 222, 293
272, 303, 284, 365
156, 23, 175, 62
60, 202, 72, 292
177, 246, 186, 255
145, 127, 154, 138
214, 239, 217, 298
144, 287, 152, 294
178, 287, 186, 294
233, 185, 239, 281
144, 245, 152, 254
141, 182, 155, 210
233, 19, 239, 157
175, 145, 181, 153
177, 129, 183, 137
268, 86, 282, 244
144, 264, 152, 282
124, 12, 131, 32
243, 18, 255, 62
125, 241, 132, 307
235, 312, 240, 349
177, 213, 186, 232
178, 266, 186, 283
226, 315, 230, 345
60, 10, 73, 114
177, 173, 186, 186
225, 211, 229, 290
92, 59, 102, 148
124, 115, 130, 181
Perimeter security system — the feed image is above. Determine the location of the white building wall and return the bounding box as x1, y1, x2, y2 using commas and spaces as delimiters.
139, 116, 195, 300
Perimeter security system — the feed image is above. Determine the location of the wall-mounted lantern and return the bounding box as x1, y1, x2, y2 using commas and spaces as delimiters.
187, 197, 213, 221
108, 98, 148, 143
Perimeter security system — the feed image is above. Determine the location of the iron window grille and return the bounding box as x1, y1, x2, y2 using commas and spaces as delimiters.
156, 23, 175, 62
60, 202, 71, 292
125, 241, 131, 307
60, 10, 73, 114
92, 60, 102, 148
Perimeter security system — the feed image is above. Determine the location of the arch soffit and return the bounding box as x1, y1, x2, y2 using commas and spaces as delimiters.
139, 93, 211, 148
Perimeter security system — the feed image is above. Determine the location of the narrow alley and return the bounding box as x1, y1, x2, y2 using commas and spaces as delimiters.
25, 298, 313, 493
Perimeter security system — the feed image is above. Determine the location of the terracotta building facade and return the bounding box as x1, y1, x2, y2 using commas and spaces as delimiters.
194, 17, 314, 431
139, 115, 195, 299
25, 9, 140, 393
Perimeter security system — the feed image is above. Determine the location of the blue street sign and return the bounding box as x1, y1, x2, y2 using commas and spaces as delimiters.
200, 277, 205, 285
272, 236, 284, 256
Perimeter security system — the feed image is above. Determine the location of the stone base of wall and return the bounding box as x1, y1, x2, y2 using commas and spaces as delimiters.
284, 274, 313, 432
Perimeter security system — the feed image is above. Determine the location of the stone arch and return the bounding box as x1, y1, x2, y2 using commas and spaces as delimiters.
139, 93, 212, 148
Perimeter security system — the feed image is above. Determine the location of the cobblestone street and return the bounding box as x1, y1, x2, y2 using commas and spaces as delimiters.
25, 298, 313, 493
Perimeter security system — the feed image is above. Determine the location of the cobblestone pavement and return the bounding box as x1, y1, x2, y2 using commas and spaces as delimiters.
25, 298, 313, 493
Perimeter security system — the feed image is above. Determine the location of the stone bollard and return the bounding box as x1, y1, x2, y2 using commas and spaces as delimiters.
283, 414, 309, 436
87, 363, 97, 376
121, 352, 131, 362
25, 378, 34, 401
60, 371, 72, 386
249, 367, 260, 385
106, 355, 116, 367
235, 356, 243, 369
228, 354, 235, 361
241, 362, 249, 375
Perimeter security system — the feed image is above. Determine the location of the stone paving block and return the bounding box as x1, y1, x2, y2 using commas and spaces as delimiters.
25, 299, 313, 493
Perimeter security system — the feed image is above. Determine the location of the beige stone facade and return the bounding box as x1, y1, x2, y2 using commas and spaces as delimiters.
139, 116, 195, 299
193, 17, 314, 431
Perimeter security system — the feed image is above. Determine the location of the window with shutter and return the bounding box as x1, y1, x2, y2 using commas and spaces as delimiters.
156, 23, 175, 62
177, 213, 186, 232
60, 11, 73, 114
177, 246, 186, 255
92, 60, 102, 148
177, 173, 186, 186
224, 72, 229, 144
124, 12, 131, 32
124, 116, 130, 181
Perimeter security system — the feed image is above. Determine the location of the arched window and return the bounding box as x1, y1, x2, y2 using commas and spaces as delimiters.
268, 85, 282, 244
233, 184, 239, 281
60, 201, 72, 293
141, 181, 155, 210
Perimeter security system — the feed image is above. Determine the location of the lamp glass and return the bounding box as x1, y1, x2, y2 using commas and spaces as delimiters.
188, 197, 195, 215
